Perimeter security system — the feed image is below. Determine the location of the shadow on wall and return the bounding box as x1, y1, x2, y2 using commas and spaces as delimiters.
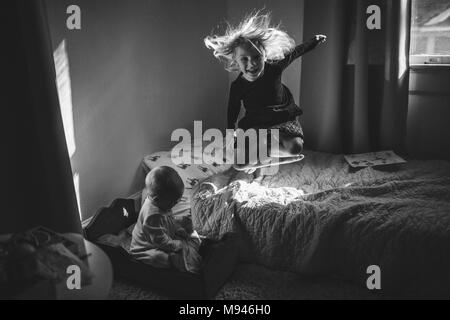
46, 0, 229, 220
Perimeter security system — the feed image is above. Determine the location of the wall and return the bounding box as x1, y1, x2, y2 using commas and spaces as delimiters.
407, 66, 450, 160
45, 0, 229, 219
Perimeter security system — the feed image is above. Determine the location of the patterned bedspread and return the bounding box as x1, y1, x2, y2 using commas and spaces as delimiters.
191, 150, 450, 297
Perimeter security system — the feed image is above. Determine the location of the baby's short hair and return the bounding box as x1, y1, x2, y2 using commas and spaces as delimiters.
145, 166, 184, 210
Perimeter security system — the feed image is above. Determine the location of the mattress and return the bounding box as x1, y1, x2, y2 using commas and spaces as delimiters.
191, 150, 450, 297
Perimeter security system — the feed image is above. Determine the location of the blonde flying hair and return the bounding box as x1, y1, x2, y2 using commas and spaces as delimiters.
204, 10, 296, 72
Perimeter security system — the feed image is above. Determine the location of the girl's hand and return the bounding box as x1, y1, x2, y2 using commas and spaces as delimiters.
314, 35, 327, 44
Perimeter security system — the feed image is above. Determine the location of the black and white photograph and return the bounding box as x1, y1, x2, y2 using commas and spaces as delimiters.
2, 0, 450, 304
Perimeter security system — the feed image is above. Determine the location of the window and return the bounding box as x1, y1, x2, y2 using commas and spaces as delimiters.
410, 0, 450, 64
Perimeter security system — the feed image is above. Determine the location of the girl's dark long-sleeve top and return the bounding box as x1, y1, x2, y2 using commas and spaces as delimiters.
227, 36, 321, 129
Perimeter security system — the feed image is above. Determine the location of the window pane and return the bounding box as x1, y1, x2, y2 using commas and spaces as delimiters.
410, 0, 450, 56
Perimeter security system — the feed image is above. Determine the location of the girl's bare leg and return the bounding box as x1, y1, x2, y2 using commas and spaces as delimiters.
269, 133, 303, 158
232, 138, 259, 172
233, 133, 304, 173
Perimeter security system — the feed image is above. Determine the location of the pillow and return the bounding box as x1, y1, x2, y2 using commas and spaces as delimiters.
170, 136, 232, 176
142, 152, 213, 190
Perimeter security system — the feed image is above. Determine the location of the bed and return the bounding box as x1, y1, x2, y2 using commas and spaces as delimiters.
191, 150, 450, 297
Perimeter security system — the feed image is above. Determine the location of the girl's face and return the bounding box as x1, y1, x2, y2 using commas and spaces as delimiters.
234, 42, 265, 82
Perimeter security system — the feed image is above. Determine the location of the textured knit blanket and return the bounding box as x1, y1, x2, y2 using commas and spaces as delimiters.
192, 150, 450, 297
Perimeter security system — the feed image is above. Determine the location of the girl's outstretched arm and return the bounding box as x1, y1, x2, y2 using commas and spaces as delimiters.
277, 35, 327, 70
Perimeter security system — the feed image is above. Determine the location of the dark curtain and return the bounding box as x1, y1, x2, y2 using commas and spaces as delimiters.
300, 0, 411, 154
1, 1, 81, 234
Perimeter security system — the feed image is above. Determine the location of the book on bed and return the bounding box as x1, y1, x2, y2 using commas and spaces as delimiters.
344, 150, 406, 168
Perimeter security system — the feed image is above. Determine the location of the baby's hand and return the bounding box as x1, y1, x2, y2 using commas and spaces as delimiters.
176, 228, 189, 240
190, 230, 204, 245
314, 34, 327, 44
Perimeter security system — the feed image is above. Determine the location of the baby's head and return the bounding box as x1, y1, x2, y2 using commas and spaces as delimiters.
145, 166, 184, 211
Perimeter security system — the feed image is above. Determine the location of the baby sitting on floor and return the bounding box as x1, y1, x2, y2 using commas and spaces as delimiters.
130, 166, 201, 273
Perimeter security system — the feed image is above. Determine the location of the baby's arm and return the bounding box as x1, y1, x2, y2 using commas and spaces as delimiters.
143, 215, 183, 252
278, 35, 327, 70
174, 222, 189, 239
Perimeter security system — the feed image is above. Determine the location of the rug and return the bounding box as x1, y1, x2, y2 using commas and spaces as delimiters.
108, 263, 386, 300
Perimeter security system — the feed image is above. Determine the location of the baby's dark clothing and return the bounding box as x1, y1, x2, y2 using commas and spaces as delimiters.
227, 37, 320, 130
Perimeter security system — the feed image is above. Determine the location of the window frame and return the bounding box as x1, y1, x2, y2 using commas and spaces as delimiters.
410, 55, 450, 65
409, 1, 450, 66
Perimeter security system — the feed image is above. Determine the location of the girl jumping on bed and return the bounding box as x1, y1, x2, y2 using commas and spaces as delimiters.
204, 10, 326, 173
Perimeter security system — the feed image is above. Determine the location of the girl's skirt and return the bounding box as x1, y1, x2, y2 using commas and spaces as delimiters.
238, 102, 304, 139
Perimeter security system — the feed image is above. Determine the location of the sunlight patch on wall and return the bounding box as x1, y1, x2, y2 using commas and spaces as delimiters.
54, 39, 76, 158
54, 40, 81, 220
73, 172, 82, 220
398, 0, 409, 80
